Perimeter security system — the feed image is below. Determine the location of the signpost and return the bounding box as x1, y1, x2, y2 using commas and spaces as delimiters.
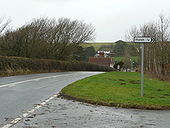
134, 37, 152, 97
134, 37, 152, 43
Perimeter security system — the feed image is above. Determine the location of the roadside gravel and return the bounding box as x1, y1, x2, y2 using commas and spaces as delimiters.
12, 96, 170, 128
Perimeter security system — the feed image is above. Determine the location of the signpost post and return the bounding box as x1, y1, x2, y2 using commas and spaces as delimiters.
141, 43, 144, 97
134, 37, 152, 97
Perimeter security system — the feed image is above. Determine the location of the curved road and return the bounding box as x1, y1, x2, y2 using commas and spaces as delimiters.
1, 72, 170, 128
0, 72, 102, 127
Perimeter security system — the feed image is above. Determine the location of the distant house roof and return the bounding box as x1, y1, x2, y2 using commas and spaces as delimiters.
88, 57, 113, 67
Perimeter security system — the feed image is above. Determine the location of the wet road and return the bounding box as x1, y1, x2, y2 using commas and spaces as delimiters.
13, 97, 170, 128
0, 72, 102, 127
1, 72, 170, 128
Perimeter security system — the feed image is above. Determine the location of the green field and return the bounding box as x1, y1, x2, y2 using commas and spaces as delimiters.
82, 43, 114, 51
61, 72, 170, 109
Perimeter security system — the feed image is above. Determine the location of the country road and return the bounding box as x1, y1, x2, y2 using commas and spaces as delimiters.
1, 72, 170, 128
0, 72, 102, 127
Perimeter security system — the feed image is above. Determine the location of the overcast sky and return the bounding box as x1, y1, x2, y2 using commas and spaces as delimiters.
0, 0, 170, 42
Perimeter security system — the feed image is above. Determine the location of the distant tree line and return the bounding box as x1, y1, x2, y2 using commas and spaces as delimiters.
126, 14, 170, 80
0, 17, 95, 61
113, 41, 138, 57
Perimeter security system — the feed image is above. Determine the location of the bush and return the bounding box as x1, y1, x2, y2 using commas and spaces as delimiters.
0, 56, 114, 75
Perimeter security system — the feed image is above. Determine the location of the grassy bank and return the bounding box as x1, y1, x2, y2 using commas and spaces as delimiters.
61, 72, 170, 110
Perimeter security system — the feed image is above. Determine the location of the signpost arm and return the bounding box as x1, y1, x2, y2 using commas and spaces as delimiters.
141, 43, 144, 97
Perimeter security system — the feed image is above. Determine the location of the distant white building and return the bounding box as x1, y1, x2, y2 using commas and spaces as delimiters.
95, 51, 111, 58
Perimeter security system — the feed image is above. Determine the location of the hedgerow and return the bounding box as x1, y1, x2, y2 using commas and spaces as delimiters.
0, 56, 113, 75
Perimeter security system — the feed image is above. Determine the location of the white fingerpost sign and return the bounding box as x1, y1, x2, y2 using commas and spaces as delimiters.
134, 37, 152, 97
134, 37, 152, 43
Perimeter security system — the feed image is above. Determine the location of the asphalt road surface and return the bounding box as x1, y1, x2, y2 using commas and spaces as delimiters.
1, 72, 170, 128
0, 72, 102, 127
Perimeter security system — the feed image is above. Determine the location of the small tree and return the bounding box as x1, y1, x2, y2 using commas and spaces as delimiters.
123, 47, 131, 71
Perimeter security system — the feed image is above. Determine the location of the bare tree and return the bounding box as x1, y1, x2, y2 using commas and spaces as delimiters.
126, 14, 170, 80
158, 13, 170, 42
125, 26, 140, 41
50, 18, 95, 60
0, 17, 11, 35
0, 17, 95, 61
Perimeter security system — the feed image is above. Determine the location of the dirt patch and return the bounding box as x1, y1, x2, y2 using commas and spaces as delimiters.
157, 89, 164, 92
160, 96, 166, 98
108, 78, 112, 80
119, 79, 125, 82
148, 96, 156, 99
129, 80, 140, 84
108, 78, 115, 81
164, 94, 170, 96
120, 83, 126, 85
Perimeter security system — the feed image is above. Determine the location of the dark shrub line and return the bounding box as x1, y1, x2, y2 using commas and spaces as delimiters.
0, 56, 114, 74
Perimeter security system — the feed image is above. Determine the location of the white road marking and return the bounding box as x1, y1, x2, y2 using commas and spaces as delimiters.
22, 113, 28, 118
0, 72, 99, 128
0, 74, 72, 88
2, 124, 12, 128
2, 94, 58, 128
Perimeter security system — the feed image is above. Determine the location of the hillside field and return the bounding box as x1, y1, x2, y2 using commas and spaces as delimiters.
82, 42, 115, 51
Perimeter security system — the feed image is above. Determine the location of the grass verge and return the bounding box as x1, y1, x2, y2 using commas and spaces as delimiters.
60, 72, 170, 110
114, 56, 139, 62
0, 69, 62, 77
